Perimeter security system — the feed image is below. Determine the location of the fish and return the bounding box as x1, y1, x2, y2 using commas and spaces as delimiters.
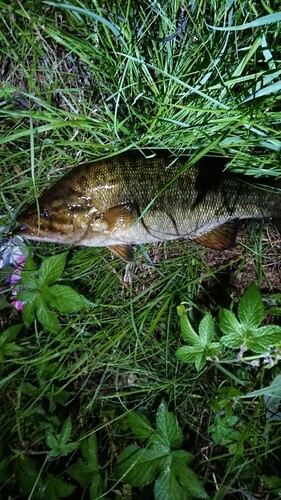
17, 150, 281, 262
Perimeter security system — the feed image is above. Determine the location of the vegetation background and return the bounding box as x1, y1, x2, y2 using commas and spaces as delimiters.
0, 0, 281, 498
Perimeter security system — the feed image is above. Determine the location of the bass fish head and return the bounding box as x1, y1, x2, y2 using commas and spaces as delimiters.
18, 196, 86, 244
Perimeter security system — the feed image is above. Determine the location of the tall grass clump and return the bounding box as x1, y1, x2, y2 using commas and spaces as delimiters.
0, 1, 281, 498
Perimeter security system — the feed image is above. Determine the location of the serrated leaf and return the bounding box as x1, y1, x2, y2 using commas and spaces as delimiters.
154, 466, 185, 500
45, 474, 76, 498
15, 455, 43, 495
22, 253, 36, 272
89, 475, 104, 500
176, 346, 201, 364
81, 433, 99, 469
115, 445, 168, 486
46, 431, 58, 450
238, 283, 264, 329
17, 289, 37, 302
198, 313, 215, 345
171, 449, 193, 465
246, 325, 281, 352
68, 458, 94, 488
38, 252, 67, 285
59, 416, 72, 445
20, 269, 38, 288
220, 332, 243, 349
36, 304, 60, 333
219, 309, 242, 337
0, 323, 22, 343
0, 342, 21, 362
49, 285, 91, 313
195, 353, 206, 372
175, 465, 209, 499
127, 411, 155, 441
22, 301, 36, 328
156, 401, 183, 449
177, 305, 200, 345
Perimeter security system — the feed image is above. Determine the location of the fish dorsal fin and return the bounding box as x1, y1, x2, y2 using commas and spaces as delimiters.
102, 203, 135, 231
109, 244, 134, 262
191, 220, 239, 250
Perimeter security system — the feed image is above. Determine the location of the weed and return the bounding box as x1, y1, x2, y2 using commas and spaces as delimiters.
0, 0, 281, 498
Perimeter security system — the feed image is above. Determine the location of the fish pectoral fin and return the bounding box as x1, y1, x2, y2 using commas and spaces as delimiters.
102, 203, 135, 231
109, 244, 134, 262
191, 220, 239, 250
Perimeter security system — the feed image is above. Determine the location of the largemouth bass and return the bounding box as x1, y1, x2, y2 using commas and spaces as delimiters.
18, 151, 281, 261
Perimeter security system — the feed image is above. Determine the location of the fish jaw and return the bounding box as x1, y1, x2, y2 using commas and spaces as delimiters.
17, 204, 81, 244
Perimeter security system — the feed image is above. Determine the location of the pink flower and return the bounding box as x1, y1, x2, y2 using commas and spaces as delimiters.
12, 300, 25, 312
6, 254, 26, 311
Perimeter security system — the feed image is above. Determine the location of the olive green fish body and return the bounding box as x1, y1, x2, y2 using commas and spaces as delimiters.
18, 152, 281, 260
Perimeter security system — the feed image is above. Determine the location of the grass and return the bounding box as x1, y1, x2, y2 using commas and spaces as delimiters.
1, 0, 281, 498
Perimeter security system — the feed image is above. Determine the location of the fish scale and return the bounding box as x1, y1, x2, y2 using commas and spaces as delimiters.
17, 151, 281, 261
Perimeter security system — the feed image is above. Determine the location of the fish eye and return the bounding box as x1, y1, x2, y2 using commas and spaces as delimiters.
40, 209, 49, 218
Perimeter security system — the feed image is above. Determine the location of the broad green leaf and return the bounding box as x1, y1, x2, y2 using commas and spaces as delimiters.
38, 252, 67, 285
44, 474, 76, 498
68, 458, 96, 488
198, 313, 215, 345
15, 456, 44, 495
46, 431, 58, 450
219, 332, 243, 349
238, 283, 264, 329
36, 304, 60, 333
154, 467, 185, 500
219, 309, 242, 337
49, 285, 91, 313
246, 325, 281, 352
0, 341, 21, 362
171, 449, 193, 465
89, 474, 104, 500
68, 434, 104, 497
115, 445, 168, 486
175, 465, 209, 499
19, 269, 38, 288
22, 301, 36, 328
127, 411, 155, 442
48, 441, 79, 458
156, 401, 183, 449
0, 323, 22, 343
195, 353, 207, 372
58, 416, 72, 445
17, 289, 37, 302
177, 305, 200, 345
209, 415, 241, 446
207, 343, 221, 357
176, 346, 200, 365
81, 433, 99, 469
22, 253, 36, 272
47, 423, 79, 457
